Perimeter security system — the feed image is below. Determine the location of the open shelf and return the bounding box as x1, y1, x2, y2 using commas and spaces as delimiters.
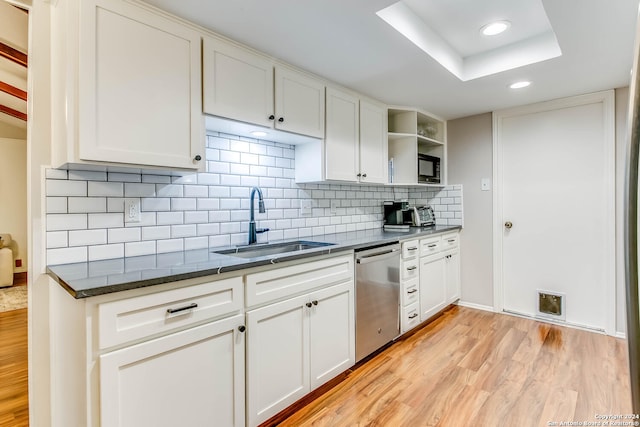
387, 106, 447, 186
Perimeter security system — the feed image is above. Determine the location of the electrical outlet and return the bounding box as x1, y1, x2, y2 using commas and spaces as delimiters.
330, 199, 339, 215
300, 199, 312, 216
124, 198, 141, 223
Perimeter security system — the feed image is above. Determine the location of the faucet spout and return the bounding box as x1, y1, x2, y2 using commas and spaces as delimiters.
249, 187, 268, 244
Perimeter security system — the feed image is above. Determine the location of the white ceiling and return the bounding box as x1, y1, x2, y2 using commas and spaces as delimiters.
144, 0, 640, 120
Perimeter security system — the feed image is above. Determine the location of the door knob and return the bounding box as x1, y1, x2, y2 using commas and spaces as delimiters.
504, 221, 513, 229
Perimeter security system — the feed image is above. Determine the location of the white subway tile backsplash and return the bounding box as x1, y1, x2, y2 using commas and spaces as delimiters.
108, 227, 141, 243
47, 247, 88, 265
47, 231, 68, 249
44, 133, 463, 263
88, 213, 123, 229
47, 214, 88, 231
124, 183, 155, 198
47, 197, 67, 214
157, 239, 184, 254
108, 172, 141, 183
46, 169, 68, 179
69, 229, 107, 247
184, 211, 209, 224
142, 198, 170, 212
142, 226, 171, 241
47, 180, 87, 197
68, 197, 107, 213
125, 241, 156, 257
157, 211, 183, 225
89, 244, 125, 261
88, 181, 123, 197
171, 198, 197, 211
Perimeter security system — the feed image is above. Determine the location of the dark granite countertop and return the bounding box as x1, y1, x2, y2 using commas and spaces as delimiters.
47, 225, 461, 299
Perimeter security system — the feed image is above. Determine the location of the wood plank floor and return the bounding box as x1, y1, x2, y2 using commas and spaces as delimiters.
0, 307, 28, 427
280, 306, 632, 427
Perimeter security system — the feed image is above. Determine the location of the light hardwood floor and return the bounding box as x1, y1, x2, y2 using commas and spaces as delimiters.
279, 306, 632, 427
0, 307, 28, 427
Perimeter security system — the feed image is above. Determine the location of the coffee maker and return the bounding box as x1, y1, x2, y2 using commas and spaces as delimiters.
383, 200, 408, 225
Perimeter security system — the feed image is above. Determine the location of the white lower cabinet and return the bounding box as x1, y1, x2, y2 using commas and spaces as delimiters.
445, 248, 461, 303
246, 281, 354, 427
100, 315, 245, 427
419, 252, 446, 322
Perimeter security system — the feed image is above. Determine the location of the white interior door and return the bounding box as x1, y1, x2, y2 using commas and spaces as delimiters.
494, 91, 615, 333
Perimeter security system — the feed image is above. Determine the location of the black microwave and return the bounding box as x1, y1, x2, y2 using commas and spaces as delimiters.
418, 154, 440, 183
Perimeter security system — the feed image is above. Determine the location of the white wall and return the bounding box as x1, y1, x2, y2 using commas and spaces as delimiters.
447, 113, 493, 309
447, 89, 630, 334
0, 121, 27, 139
0, 137, 27, 273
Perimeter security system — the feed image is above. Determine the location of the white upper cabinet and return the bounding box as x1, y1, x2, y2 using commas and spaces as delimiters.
274, 66, 325, 138
296, 90, 387, 184
203, 36, 325, 139
202, 36, 274, 128
52, 0, 204, 170
325, 87, 360, 182
359, 99, 388, 184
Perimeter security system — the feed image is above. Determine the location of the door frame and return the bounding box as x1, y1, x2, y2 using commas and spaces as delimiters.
492, 90, 616, 335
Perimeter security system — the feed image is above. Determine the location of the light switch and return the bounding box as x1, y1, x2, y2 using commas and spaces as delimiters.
481, 178, 491, 191
330, 199, 339, 214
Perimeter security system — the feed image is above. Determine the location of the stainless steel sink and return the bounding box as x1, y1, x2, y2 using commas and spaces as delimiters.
212, 240, 335, 259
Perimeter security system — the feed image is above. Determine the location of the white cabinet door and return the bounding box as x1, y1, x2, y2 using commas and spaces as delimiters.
325, 87, 359, 182
419, 254, 446, 322
99, 315, 245, 427
246, 294, 310, 427
359, 99, 388, 184
445, 249, 461, 303
274, 66, 325, 138
309, 281, 354, 389
202, 36, 274, 128
78, 0, 203, 169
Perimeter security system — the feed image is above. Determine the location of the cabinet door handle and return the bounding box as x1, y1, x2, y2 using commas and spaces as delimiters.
428, 244, 437, 248
278, 117, 284, 123
362, 173, 367, 178
193, 155, 202, 162
238, 325, 246, 333
166, 302, 198, 314
356, 173, 362, 177
447, 239, 456, 243
312, 300, 318, 306
306, 302, 313, 308
268, 115, 275, 120
407, 266, 417, 271
408, 313, 418, 319
407, 289, 418, 294
407, 247, 418, 251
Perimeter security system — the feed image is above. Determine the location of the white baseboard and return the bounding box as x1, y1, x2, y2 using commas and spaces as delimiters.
616, 331, 627, 339
457, 300, 495, 313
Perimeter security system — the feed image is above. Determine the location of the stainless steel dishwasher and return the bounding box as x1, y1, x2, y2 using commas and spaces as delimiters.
355, 243, 401, 362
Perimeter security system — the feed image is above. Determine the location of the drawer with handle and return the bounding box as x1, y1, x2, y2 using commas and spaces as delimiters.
401, 258, 419, 281
401, 278, 419, 306
401, 240, 419, 259
401, 301, 421, 333
98, 276, 243, 349
420, 236, 441, 256
441, 232, 459, 250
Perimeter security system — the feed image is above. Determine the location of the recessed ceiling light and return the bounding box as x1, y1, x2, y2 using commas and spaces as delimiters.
251, 131, 268, 137
509, 81, 531, 89
481, 21, 511, 36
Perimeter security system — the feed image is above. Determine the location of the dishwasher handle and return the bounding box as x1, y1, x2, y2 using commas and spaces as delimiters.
356, 248, 399, 264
